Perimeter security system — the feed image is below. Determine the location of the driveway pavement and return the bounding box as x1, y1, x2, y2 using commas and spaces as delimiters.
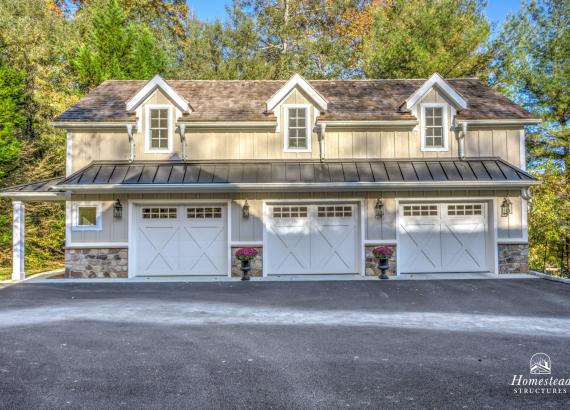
0, 279, 569, 409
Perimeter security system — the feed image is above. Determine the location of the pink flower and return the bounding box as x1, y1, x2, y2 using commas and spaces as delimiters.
236, 247, 258, 261
372, 246, 393, 258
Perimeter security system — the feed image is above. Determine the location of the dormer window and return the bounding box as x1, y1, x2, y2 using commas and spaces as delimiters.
421, 103, 448, 151
284, 105, 311, 152
145, 105, 172, 153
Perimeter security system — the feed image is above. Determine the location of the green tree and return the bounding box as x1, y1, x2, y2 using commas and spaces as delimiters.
363, 0, 492, 79
494, 0, 570, 273
0, 47, 26, 178
72, 0, 166, 89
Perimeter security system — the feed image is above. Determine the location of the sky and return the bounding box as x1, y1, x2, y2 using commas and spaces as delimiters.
187, 0, 523, 25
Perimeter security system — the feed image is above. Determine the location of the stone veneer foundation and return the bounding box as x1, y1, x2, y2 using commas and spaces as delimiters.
498, 243, 529, 273
365, 245, 397, 276
65, 248, 128, 278
231, 247, 263, 277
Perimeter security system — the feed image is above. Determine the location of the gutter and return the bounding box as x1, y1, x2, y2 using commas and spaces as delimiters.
50, 121, 137, 129
177, 121, 276, 129
57, 180, 541, 193
456, 119, 542, 126
0, 192, 66, 200
320, 120, 417, 128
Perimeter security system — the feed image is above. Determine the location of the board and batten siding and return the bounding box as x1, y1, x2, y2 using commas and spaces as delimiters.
68, 87, 523, 173
69, 191, 525, 244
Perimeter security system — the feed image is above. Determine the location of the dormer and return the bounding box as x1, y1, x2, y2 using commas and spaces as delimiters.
126, 75, 191, 154
266, 74, 328, 153
403, 73, 467, 153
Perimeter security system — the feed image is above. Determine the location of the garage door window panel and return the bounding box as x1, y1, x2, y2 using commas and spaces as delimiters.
142, 207, 177, 219
187, 207, 222, 219
273, 206, 308, 218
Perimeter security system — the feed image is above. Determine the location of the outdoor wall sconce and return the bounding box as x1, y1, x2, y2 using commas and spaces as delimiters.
375, 198, 384, 219
242, 200, 250, 218
113, 199, 123, 219
500, 196, 512, 217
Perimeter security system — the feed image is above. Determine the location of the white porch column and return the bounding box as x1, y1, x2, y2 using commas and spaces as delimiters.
12, 201, 25, 281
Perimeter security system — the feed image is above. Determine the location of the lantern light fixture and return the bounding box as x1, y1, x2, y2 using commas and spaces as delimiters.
113, 199, 123, 219
375, 198, 384, 219
500, 196, 513, 217
242, 200, 250, 218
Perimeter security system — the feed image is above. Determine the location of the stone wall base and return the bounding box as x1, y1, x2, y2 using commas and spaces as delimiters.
498, 243, 529, 273
65, 248, 128, 278
365, 245, 397, 276
231, 247, 263, 277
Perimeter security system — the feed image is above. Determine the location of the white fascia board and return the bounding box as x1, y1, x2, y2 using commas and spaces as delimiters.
178, 121, 277, 129
50, 122, 137, 129
266, 73, 328, 112
60, 180, 541, 193
321, 120, 417, 128
126, 74, 191, 113
456, 118, 542, 126
405, 73, 467, 110
0, 192, 66, 200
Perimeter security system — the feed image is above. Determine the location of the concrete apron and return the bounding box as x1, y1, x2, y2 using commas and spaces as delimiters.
23, 272, 537, 284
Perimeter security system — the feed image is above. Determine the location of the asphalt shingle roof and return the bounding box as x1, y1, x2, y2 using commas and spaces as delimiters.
55, 78, 534, 123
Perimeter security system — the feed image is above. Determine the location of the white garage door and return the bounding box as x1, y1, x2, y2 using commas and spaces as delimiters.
266, 204, 359, 275
133, 205, 227, 276
399, 203, 489, 273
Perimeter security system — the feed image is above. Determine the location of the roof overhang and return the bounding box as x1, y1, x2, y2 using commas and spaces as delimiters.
405, 73, 467, 110
178, 121, 276, 129
320, 120, 417, 128
58, 180, 541, 193
50, 121, 137, 129
456, 118, 542, 126
0, 191, 66, 201
266, 73, 328, 112
126, 74, 191, 113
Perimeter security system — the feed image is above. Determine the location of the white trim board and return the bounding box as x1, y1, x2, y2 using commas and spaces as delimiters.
66, 242, 129, 248
405, 73, 467, 110
126, 74, 191, 113
266, 73, 327, 112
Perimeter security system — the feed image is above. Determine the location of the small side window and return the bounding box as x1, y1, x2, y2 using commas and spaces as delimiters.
72, 202, 102, 231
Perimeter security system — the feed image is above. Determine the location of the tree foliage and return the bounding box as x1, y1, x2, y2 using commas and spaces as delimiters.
363, 0, 492, 79
72, 0, 167, 89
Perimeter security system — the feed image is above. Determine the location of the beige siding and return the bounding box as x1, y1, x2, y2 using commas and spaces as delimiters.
68, 86, 524, 170
69, 191, 525, 244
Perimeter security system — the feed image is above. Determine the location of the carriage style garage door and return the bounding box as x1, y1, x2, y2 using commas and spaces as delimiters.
265, 204, 359, 275
133, 204, 227, 276
398, 203, 490, 273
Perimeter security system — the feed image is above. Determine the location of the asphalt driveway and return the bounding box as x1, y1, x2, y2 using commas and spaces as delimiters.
0, 279, 569, 409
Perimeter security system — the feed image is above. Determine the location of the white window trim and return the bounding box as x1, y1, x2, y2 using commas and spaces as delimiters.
72, 202, 102, 231
145, 104, 173, 154
283, 104, 312, 153
420, 103, 449, 152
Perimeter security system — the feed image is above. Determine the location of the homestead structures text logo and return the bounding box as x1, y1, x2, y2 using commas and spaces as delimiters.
511, 353, 569, 395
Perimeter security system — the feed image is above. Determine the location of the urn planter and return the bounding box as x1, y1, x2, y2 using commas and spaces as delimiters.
377, 256, 390, 279
240, 259, 252, 281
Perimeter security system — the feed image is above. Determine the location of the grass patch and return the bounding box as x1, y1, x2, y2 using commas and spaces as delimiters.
0, 263, 64, 281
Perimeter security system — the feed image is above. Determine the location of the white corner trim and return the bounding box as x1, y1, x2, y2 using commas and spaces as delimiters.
267, 73, 327, 112
144, 104, 174, 154
126, 74, 190, 113
406, 73, 467, 110
66, 132, 72, 177
12, 201, 25, 281
71, 201, 103, 231
420, 103, 449, 152
520, 128, 526, 170
283, 104, 312, 153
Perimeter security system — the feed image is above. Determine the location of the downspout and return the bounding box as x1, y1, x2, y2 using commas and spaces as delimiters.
459, 122, 467, 160
317, 123, 326, 162
126, 124, 136, 162
177, 124, 187, 160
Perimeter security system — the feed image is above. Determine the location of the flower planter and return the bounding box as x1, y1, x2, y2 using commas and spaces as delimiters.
371, 246, 393, 280
235, 247, 258, 281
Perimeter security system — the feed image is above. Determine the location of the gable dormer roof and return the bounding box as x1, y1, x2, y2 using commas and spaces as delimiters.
404, 73, 467, 111
266, 74, 328, 112
125, 74, 191, 113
